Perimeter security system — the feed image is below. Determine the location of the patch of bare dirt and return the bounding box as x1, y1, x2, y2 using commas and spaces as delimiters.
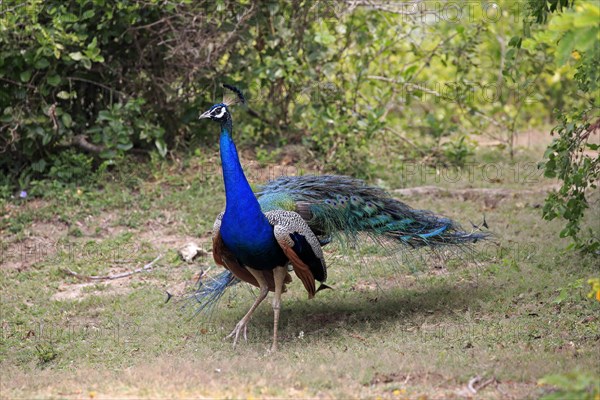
476, 127, 599, 158
2, 202, 208, 302
74, 212, 125, 238
474, 128, 555, 149
51, 278, 133, 301
370, 371, 445, 386
139, 228, 207, 253
53, 260, 201, 303
350, 274, 422, 293
2, 221, 69, 271
368, 370, 542, 399
393, 184, 560, 209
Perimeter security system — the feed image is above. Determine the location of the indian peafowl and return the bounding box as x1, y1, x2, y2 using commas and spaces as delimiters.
196, 84, 488, 351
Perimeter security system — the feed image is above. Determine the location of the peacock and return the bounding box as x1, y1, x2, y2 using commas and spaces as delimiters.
195, 84, 488, 351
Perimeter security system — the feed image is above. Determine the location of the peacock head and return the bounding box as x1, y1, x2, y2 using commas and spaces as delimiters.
199, 84, 245, 123
199, 103, 230, 122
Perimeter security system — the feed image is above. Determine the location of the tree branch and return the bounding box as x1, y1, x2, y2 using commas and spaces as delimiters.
61, 255, 163, 281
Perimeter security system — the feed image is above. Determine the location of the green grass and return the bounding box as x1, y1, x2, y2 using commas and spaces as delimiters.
1, 147, 599, 399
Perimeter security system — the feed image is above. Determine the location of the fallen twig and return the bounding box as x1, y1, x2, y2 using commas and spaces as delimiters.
467, 376, 482, 394
402, 374, 411, 385
349, 333, 367, 342
62, 254, 163, 281
467, 376, 496, 395
478, 378, 497, 392
72, 134, 106, 154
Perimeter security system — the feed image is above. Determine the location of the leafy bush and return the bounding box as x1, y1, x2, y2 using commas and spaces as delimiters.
47, 149, 94, 186
86, 98, 166, 159
532, 0, 600, 251
0, 0, 250, 190
542, 110, 599, 251
443, 136, 474, 167
0, 1, 167, 181
0, 0, 594, 191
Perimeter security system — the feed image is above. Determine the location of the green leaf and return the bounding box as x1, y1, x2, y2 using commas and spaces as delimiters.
586, 143, 599, 151
20, 70, 32, 82
508, 36, 522, 48
69, 52, 83, 61
34, 58, 50, 69
573, 9, 600, 28
31, 159, 47, 172
57, 91, 71, 100
100, 149, 117, 159
556, 31, 576, 65
573, 27, 598, 52
117, 142, 133, 151
403, 65, 418, 78
82, 9, 95, 19
0, 113, 12, 123
61, 113, 72, 128
60, 12, 79, 23
97, 110, 114, 122
155, 139, 167, 157
81, 58, 92, 69
42, 132, 52, 145
47, 74, 61, 87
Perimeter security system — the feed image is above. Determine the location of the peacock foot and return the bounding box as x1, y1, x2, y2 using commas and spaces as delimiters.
225, 320, 249, 348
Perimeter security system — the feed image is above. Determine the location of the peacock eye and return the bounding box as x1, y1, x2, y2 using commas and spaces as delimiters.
212, 107, 226, 119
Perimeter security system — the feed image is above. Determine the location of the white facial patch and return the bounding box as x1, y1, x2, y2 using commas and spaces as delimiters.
212, 107, 226, 119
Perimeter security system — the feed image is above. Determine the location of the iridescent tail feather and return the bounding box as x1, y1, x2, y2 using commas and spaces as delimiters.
184, 269, 239, 318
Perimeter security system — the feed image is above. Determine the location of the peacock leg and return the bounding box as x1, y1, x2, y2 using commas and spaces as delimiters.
270, 266, 288, 352
226, 267, 268, 348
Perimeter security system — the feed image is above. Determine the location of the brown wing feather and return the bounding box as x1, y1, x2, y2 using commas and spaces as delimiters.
279, 243, 316, 299
213, 231, 261, 288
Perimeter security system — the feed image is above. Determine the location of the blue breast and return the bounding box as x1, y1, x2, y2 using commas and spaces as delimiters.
220, 213, 288, 269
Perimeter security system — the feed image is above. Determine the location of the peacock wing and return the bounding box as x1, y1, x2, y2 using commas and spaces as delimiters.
256, 175, 372, 233
257, 190, 323, 236
212, 213, 260, 288
264, 210, 327, 299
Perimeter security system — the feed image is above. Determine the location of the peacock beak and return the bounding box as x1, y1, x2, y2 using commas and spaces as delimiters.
199, 110, 212, 119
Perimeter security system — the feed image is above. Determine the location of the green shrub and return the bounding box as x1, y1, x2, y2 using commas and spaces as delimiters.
533, 1, 600, 252
0, 0, 593, 192
0, 0, 171, 184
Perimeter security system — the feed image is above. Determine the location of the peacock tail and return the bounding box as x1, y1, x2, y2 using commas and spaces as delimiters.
257, 175, 489, 248
184, 269, 240, 318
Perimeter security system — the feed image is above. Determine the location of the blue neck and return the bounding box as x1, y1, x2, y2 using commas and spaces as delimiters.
219, 120, 265, 223
217, 116, 287, 268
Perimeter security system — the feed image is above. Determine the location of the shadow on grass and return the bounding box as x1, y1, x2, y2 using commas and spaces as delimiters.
202, 281, 492, 342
